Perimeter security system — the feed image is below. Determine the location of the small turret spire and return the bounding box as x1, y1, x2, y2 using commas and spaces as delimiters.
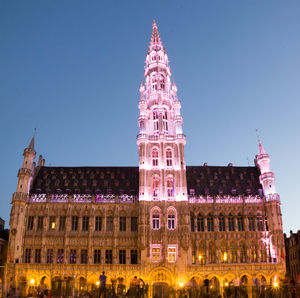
258, 141, 266, 155
28, 128, 36, 150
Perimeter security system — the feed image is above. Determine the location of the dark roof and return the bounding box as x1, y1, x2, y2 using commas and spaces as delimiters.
186, 166, 262, 196
30, 165, 262, 196
30, 166, 139, 195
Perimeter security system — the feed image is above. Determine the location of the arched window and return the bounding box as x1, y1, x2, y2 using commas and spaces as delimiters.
152, 148, 158, 167
257, 214, 264, 231
152, 175, 159, 199
207, 214, 214, 232
153, 111, 158, 132
167, 207, 176, 230
151, 208, 161, 230
197, 214, 204, 232
228, 213, 235, 231
237, 213, 244, 231
248, 215, 255, 231
166, 176, 174, 198
163, 111, 168, 132
219, 213, 225, 232
166, 148, 172, 167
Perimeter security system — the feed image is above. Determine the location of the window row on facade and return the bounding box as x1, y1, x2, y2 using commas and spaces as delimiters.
151, 207, 176, 230
24, 248, 138, 265
191, 243, 276, 264
26, 215, 138, 232
190, 213, 268, 232
152, 147, 173, 167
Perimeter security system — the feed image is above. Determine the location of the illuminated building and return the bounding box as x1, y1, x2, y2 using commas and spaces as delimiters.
5, 21, 285, 297
284, 230, 300, 281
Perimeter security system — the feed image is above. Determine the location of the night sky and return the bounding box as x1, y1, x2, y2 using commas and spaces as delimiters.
0, 0, 299, 233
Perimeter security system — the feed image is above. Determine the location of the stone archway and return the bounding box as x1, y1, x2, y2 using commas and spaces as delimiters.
149, 267, 174, 298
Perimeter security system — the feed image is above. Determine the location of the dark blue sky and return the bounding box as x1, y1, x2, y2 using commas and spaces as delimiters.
0, 0, 299, 233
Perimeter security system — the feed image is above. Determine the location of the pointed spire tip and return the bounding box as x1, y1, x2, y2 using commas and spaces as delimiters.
152, 19, 157, 29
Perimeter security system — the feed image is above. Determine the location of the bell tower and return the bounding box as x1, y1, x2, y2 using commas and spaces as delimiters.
137, 21, 187, 202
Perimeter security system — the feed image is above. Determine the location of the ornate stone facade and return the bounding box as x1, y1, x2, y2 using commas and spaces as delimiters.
5, 21, 285, 297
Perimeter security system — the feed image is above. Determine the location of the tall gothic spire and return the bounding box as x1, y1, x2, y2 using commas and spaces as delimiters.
149, 20, 163, 50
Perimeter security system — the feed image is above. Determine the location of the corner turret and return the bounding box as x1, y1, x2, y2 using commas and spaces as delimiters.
255, 141, 278, 200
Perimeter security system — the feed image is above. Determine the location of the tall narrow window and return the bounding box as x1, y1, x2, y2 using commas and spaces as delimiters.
152, 148, 159, 167
57, 249, 64, 264
81, 250, 88, 264
190, 213, 195, 232
106, 216, 113, 232
168, 247, 176, 262
35, 249, 41, 263
153, 111, 158, 132
207, 214, 214, 232
120, 217, 126, 231
82, 216, 89, 231
131, 217, 138, 232
160, 77, 165, 90
197, 214, 204, 232
119, 249, 126, 264
70, 249, 76, 264
37, 216, 44, 231
167, 176, 174, 198
95, 216, 102, 231
25, 249, 31, 263
152, 247, 160, 262
47, 249, 53, 264
265, 216, 269, 231
49, 216, 56, 230
27, 216, 34, 231
163, 111, 168, 132
166, 149, 172, 167
219, 214, 225, 232
228, 214, 235, 231
238, 213, 244, 231
248, 216, 255, 231
240, 243, 247, 263
152, 214, 160, 230
152, 176, 159, 199
257, 214, 264, 231
152, 78, 157, 91
131, 250, 138, 264
105, 249, 112, 264
59, 216, 66, 231
168, 214, 175, 230
71, 216, 78, 231
94, 249, 101, 264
